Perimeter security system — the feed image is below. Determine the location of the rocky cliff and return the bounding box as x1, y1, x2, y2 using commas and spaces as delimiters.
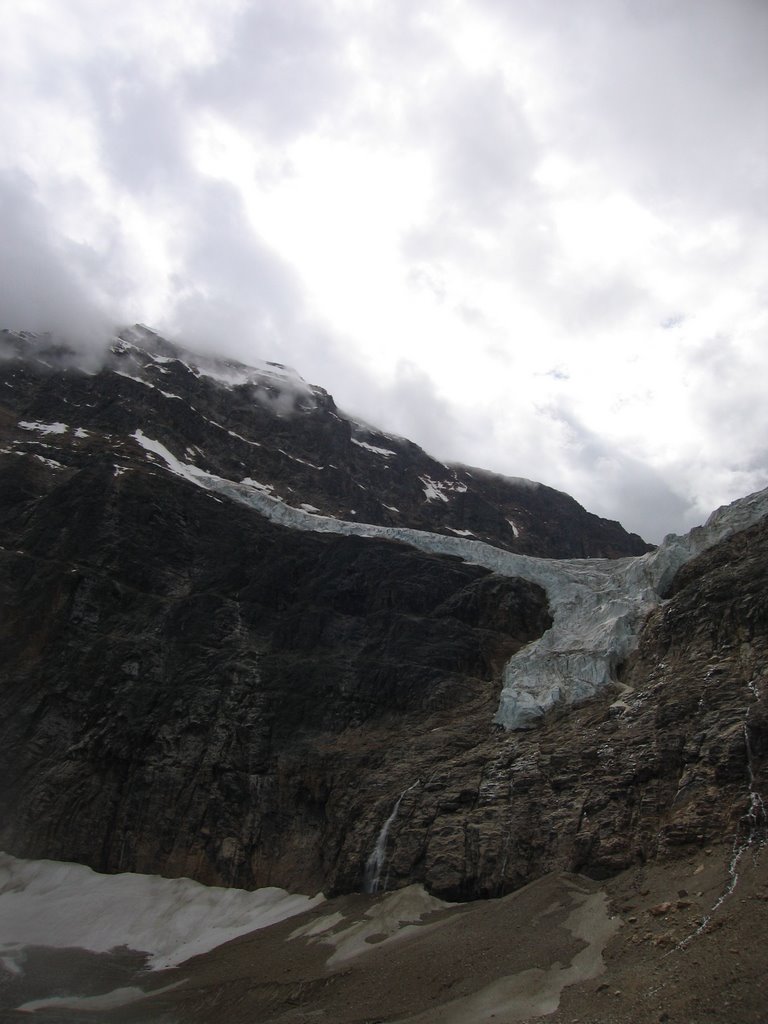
0, 326, 765, 906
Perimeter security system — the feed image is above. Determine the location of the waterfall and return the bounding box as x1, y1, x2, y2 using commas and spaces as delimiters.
363, 781, 420, 895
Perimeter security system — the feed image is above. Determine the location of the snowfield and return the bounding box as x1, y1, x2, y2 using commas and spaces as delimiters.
0, 852, 323, 973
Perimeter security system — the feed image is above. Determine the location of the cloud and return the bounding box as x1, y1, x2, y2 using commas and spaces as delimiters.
341, 359, 467, 460
0, 0, 765, 541
187, 0, 353, 140
415, 71, 540, 223
0, 171, 113, 348
158, 177, 346, 377
480, 0, 768, 219
530, 402, 696, 542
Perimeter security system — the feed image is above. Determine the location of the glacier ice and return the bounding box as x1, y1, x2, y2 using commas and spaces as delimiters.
130, 430, 768, 729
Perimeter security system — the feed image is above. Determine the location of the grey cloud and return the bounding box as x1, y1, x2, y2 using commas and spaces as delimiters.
0, 171, 113, 350
187, 1, 353, 140
685, 333, 768, 470
161, 179, 316, 358
416, 72, 540, 222
535, 402, 695, 542
482, 0, 768, 220
546, 272, 650, 334
157, 178, 361, 398
338, 360, 470, 465
92, 73, 189, 194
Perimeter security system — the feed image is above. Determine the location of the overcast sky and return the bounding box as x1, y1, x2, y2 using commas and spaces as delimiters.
1, 0, 766, 541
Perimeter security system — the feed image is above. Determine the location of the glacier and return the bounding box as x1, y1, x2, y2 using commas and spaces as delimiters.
131, 430, 768, 729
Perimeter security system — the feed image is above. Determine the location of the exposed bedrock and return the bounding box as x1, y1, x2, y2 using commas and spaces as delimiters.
0, 453, 765, 898
0, 460, 550, 891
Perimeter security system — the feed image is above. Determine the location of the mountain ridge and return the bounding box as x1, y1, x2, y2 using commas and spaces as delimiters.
0, 324, 652, 560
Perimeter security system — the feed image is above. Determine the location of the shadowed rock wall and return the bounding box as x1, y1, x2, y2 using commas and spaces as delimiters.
0, 458, 550, 891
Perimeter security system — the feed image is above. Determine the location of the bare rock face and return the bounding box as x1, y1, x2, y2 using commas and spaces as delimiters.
0, 460, 551, 890
0, 326, 764, 902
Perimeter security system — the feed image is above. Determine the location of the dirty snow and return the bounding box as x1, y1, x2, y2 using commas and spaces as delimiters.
290, 885, 451, 966
17, 982, 184, 1014
0, 852, 323, 972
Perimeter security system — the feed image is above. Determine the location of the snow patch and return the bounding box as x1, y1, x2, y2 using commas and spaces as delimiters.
447, 527, 476, 537
225, 427, 261, 447
114, 370, 155, 388
291, 885, 451, 966
507, 518, 520, 538
189, 357, 305, 390
420, 476, 450, 503
18, 421, 68, 435
143, 352, 176, 365
17, 982, 184, 1014
241, 477, 275, 494
32, 455, 64, 470
0, 852, 323, 972
352, 438, 396, 457
279, 448, 324, 470
419, 475, 468, 503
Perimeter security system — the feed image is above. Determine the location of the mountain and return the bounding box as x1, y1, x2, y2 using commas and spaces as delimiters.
0, 324, 651, 559
0, 325, 766, 1023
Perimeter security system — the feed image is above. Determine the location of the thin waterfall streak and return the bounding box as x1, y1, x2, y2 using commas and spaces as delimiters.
676, 681, 766, 951
363, 781, 420, 895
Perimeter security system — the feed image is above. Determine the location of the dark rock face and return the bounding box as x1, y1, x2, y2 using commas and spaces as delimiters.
0, 455, 550, 890
0, 325, 764, 902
